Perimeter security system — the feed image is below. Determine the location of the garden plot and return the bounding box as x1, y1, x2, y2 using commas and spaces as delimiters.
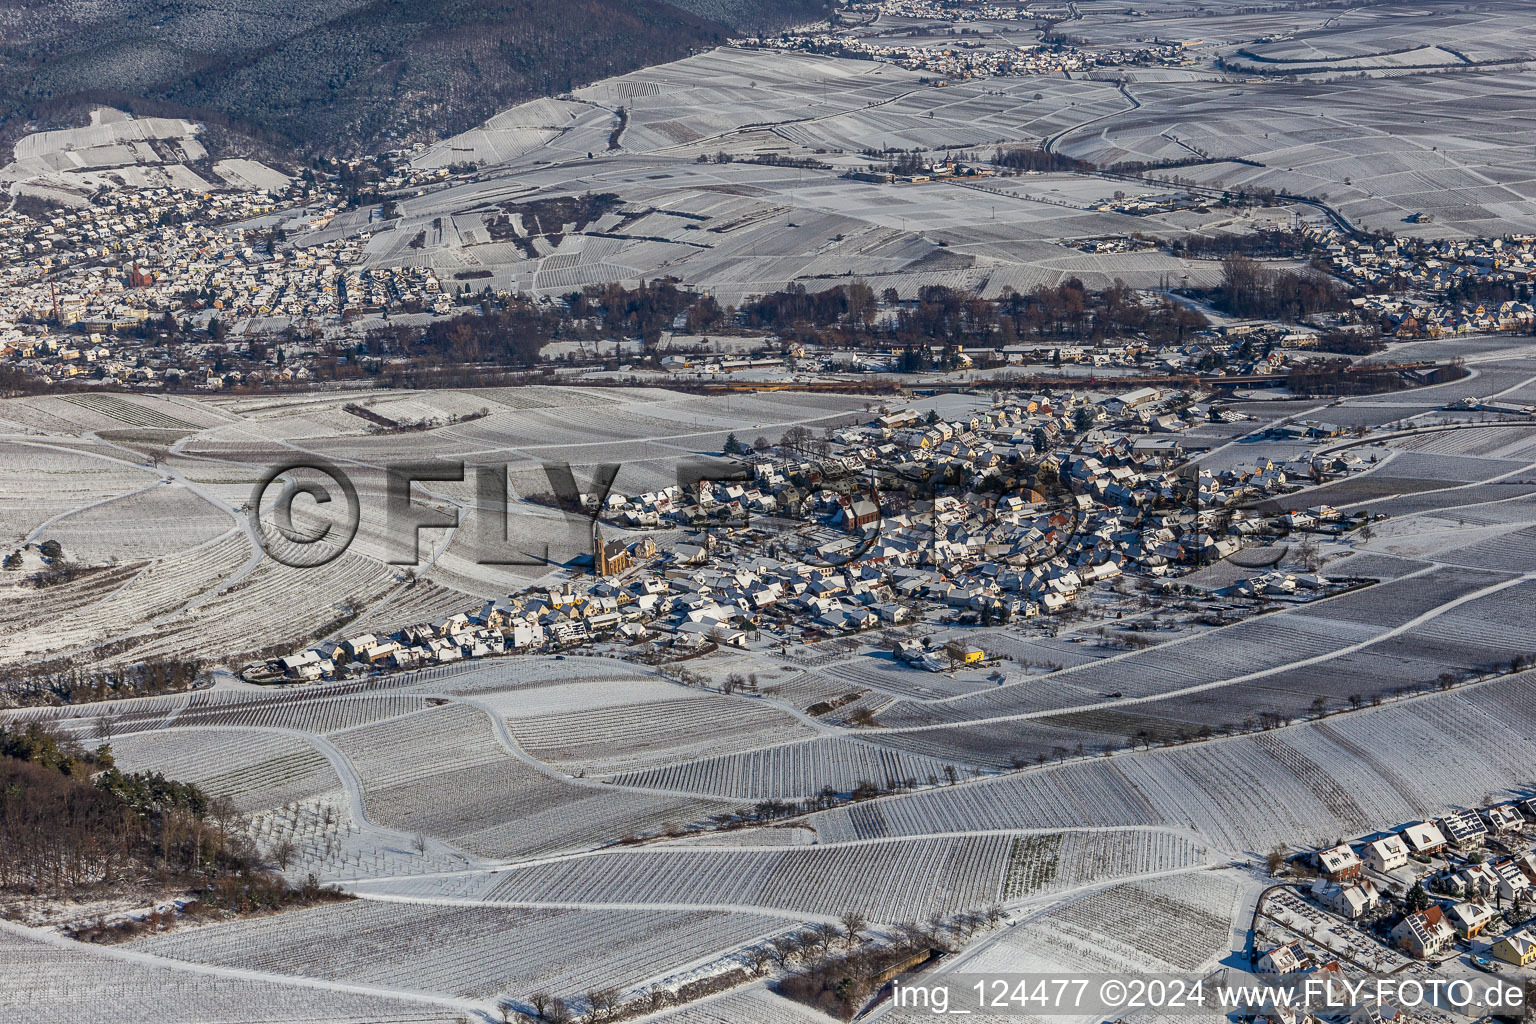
1427, 526, 1536, 573
0, 678, 427, 737
1084, 578, 1536, 731
1384, 496, 1536, 533
1, 394, 219, 435
1260, 460, 1510, 512
664, 827, 818, 849
0, 559, 149, 661
610, 736, 975, 800
507, 693, 816, 776
0, 527, 248, 661
469, 675, 687, 718
0, 923, 471, 1024
423, 657, 660, 698
1359, 482, 1536, 518
1394, 425, 1536, 459
811, 760, 1163, 843
133, 900, 785, 1004
109, 728, 340, 812
1003, 830, 1217, 902
829, 657, 996, 701
111, 549, 401, 664
168, 691, 432, 735
1226, 3, 1530, 63
763, 671, 871, 714
968, 871, 1245, 976
1370, 451, 1532, 484
873, 593, 1408, 729
1057, 72, 1536, 237
331, 703, 729, 859
1262, 888, 1410, 972
1358, 514, 1533, 562
56, 393, 205, 430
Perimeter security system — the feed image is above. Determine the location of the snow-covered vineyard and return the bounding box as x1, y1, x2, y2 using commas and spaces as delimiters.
8, 0, 1536, 1013
6, 634, 1536, 1020
6, 353, 1536, 1022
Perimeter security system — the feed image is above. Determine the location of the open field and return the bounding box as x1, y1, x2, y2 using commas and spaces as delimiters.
957, 870, 1246, 975
805, 668, 1536, 855
242, 0, 1536, 315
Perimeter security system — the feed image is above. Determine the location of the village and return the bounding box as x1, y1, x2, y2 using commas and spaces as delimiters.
0, 158, 461, 387
739, 28, 1190, 80
1327, 233, 1536, 340
256, 384, 1359, 684
8, 171, 1536, 395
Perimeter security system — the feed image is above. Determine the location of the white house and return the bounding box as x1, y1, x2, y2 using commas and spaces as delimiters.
1364, 835, 1410, 872
1401, 821, 1448, 856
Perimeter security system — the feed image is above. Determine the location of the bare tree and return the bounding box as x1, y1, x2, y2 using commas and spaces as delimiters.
270, 837, 297, 871
770, 933, 799, 967
413, 832, 428, 856
840, 910, 867, 947
545, 996, 573, 1024
744, 944, 772, 975
585, 988, 618, 1021
92, 714, 117, 746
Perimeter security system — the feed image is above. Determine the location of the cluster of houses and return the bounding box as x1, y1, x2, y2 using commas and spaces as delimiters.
268, 393, 1332, 681
1326, 232, 1536, 302
1264, 225, 1536, 338
1291, 799, 1536, 963
743, 9, 1190, 80
0, 164, 467, 386
1360, 295, 1536, 340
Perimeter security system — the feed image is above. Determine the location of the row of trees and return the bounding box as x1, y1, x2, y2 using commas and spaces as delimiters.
740, 279, 1207, 349
0, 655, 205, 709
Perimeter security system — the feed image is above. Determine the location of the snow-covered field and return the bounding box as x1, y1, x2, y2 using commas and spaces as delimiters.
132, 901, 787, 1003
7, 4, 1536, 1014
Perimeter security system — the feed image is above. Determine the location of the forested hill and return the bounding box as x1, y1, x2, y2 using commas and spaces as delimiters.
0, 0, 833, 158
